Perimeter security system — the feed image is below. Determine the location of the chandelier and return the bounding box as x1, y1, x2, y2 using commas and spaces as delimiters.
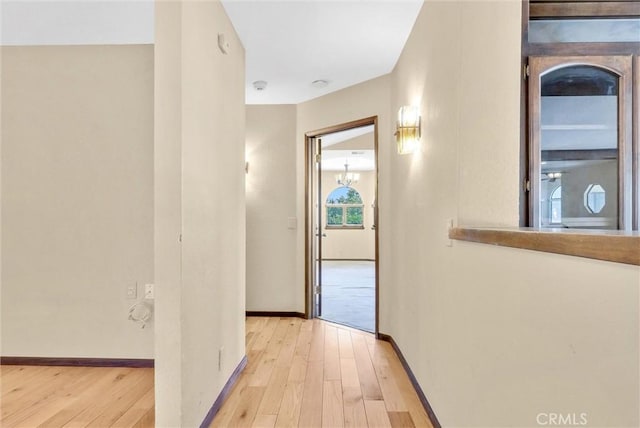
335, 162, 359, 187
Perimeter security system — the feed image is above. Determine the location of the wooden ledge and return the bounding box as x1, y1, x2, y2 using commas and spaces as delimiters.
449, 227, 640, 266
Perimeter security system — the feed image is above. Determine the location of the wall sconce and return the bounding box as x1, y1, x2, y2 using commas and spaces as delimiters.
395, 105, 421, 154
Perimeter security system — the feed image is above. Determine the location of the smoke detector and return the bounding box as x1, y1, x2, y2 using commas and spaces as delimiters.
311, 79, 329, 89
253, 80, 268, 91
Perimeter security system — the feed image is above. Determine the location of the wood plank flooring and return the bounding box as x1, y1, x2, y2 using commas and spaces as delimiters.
211, 317, 433, 428
0, 365, 154, 428
0, 317, 432, 428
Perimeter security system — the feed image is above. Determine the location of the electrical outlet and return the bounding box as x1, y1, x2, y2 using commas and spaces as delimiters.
126, 283, 137, 299
218, 347, 224, 371
144, 284, 154, 300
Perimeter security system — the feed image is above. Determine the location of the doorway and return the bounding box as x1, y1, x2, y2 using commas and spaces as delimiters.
305, 117, 378, 333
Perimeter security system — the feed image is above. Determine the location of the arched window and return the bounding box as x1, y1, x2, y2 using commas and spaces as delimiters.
326, 187, 364, 228
550, 186, 562, 224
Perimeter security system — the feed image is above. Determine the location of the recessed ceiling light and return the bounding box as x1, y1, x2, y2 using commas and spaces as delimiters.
253, 80, 268, 91
311, 79, 329, 89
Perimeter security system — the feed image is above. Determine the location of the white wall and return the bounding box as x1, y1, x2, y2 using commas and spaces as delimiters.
1, 45, 154, 359
387, 1, 639, 427
245, 105, 298, 312
154, 1, 246, 426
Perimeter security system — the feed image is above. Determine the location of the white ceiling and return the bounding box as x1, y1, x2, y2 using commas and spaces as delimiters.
320, 125, 374, 148
541, 96, 617, 151
322, 149, 375, 171
542, 159, 613, 174
321, 125, 375, 171
220, 0, 423, 104
1, 0, 422, 105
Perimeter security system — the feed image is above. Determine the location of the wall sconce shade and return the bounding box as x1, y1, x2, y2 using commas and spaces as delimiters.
395, 105, 421, 154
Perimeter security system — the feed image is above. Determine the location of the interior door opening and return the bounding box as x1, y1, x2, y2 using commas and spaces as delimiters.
305, 117, 379, 334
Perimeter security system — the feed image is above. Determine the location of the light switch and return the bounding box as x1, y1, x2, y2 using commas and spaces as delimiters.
126, 283, 137, 299
287, 217, 297, 230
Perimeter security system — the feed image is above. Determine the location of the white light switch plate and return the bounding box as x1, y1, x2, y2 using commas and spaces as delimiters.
144, 284, 155, 300
126, 283, 137, 299
287, 217, 297, 230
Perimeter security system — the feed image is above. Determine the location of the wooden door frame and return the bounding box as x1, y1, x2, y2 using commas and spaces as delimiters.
634, 56, 639, 230
304, 116, 380, 335
521, 0, 640, 228
528, 55, 634, 230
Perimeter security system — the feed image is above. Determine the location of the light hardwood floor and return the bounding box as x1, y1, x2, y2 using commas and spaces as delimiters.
0, 365, 154, 427
211, 317, 433, 428
1, 317, 432, 428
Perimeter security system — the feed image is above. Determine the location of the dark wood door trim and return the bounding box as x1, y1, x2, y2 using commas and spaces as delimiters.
305, 116, 378, 139
634, 56, 639, 230
304, 116, 380, 334
530, 1, 640, 18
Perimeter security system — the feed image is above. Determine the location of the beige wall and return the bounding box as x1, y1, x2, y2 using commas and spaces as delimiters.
245, 103, 381, 309
387, 1, 639, 427
245, 105, 298, 312
154, 1, 246, 426
1, 45, 154, 358
0, 44, 3, 359
245, 76, 390, 313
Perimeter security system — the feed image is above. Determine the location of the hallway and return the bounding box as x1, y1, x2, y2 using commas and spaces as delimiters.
211, 317, 432, 427
0, 317, 431, 427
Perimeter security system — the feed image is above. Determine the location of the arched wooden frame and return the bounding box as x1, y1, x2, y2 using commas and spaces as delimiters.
528, 55, 634, 230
